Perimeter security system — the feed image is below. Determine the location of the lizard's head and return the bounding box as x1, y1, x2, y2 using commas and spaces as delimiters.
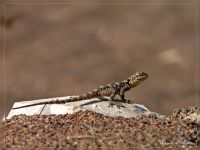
129, 71, 148, 86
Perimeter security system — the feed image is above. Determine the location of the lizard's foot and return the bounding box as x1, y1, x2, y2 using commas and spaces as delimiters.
119, 99, 134, 104
108, 102, 115, 107
108, 102, 125, 109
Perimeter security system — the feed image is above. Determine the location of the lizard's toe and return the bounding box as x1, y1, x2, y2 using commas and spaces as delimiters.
108, 102, 125, 109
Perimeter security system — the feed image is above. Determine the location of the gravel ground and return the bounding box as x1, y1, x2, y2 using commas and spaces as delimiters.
1, 106, 199, 150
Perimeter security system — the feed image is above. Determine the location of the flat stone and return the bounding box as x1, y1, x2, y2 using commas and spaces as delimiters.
6, 96, 165, 120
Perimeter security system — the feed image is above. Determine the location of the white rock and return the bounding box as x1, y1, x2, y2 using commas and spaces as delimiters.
6, 96, 164, 120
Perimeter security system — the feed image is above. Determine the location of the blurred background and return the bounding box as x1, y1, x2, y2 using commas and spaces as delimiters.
0, 0, 199, 118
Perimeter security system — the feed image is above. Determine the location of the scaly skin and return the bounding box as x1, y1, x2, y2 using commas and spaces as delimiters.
12, 71, 148, 109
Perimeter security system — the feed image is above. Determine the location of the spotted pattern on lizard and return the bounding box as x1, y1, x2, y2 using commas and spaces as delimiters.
12, 71, 148, 109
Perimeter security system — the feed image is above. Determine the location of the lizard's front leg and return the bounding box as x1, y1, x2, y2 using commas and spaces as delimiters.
108, 91, 125, 108
119, 88, 132, 104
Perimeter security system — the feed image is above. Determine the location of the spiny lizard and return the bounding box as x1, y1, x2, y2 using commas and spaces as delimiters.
12, 71, 148, 109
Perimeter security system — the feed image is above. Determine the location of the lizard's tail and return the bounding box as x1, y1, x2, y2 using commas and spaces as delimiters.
12, 90, 99, 109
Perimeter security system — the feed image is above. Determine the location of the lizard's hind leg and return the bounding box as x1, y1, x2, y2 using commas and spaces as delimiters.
108, 93, 116, 107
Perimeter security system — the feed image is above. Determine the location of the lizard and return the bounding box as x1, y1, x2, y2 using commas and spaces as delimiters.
12, 71, 148, 109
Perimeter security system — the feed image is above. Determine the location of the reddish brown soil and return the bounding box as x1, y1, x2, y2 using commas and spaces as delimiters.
0, 106, 199, 150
